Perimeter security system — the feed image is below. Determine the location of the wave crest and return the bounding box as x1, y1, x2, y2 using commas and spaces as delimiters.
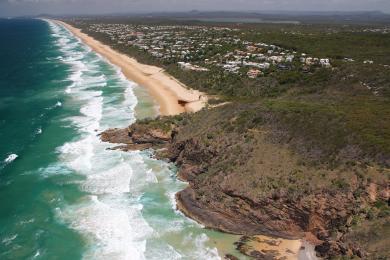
4, 154, 18, 164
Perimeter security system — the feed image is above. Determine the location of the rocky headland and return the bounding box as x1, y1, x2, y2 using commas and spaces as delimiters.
100, 103, 389, 259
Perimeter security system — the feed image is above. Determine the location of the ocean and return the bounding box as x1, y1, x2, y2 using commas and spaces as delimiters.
0, 19, 240, 259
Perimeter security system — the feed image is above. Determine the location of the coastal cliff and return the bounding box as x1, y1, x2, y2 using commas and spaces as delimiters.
100, 103, 389, 259
65, 16, 390, 259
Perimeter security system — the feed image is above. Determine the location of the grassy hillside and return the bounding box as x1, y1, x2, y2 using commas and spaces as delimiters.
125, 103, 389, 258
72, 18, 390, 258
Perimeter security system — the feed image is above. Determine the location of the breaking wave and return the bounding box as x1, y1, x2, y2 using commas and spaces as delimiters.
4, 154, 18, 164
45, 20, 221, 260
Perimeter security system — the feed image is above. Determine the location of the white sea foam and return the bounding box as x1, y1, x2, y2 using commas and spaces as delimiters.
57, 135, 154, 259
18, 218, 35, 226
45, 101, 62, 110
101, 86, 138, 129
180, 233, 220, 260
37, 163, 72, 178
58, 136, 95, 172
46, 19, 221, 260
47, 20, 153, 259
1, 234, 17, 246
4, 154, 18, 164
60, 195, 151, 260
192, 233, 220, 260
32, 250, 41, 258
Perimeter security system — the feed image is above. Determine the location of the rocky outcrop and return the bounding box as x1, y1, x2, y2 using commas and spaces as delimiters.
100, 108, 390, 259
99, 123, 173, 151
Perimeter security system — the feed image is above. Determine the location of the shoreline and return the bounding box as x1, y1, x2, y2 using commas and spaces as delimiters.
53, 19, 206, 116
52, 18, 245, 258
55, 19, 316, 259
100, 124, 317, 260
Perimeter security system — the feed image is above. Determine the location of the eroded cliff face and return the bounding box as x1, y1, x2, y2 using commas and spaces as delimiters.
100, 105, 389, 259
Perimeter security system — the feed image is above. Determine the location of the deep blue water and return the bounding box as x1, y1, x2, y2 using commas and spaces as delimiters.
0, 18, 85, 259
0, 18, 236, 260
0, 19, 69, 166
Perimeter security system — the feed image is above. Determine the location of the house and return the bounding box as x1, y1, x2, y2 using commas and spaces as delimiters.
259, 62, 271, 70
246, 45, 258, 52
269, 56, 284, 64
344, 58, 354, 62
247, 69, 263, 78
178, 62, 209, 71
320, 58, 331, 67
285, 55, 295, 63
305, 57, 314, 65
277, 64, 291, 70
223, 64, 240, 73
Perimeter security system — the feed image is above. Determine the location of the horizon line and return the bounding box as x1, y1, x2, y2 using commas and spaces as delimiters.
1, 9, 390, 19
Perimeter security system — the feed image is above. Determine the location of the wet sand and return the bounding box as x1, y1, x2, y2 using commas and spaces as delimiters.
54, 20, 206, 116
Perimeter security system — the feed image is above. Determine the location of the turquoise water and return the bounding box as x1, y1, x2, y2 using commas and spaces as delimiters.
0, 19, 242, 259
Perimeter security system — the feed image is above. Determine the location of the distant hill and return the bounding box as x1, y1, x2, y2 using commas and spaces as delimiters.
137, 10, 390, 24
40, 10, 390, 25
75, 10, 389, 25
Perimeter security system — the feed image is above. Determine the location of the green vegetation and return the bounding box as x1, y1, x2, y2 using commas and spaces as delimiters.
242, 26, 390, 64
74, 19, 390, 100
137, 103, 389, 258
136, 115, 186, 133
264, 97, 390, 163
70, 18, 390, 258
71, 17, 390, 165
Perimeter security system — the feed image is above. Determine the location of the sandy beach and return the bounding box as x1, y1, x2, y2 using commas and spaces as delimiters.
54, 19, 320, 259
242, 235, 317, 260
54, 20, 206, 116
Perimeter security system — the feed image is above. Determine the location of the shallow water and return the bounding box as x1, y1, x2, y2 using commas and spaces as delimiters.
0, 18, 243, 259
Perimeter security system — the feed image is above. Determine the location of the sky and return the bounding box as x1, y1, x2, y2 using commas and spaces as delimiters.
0, 0, 390, 17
